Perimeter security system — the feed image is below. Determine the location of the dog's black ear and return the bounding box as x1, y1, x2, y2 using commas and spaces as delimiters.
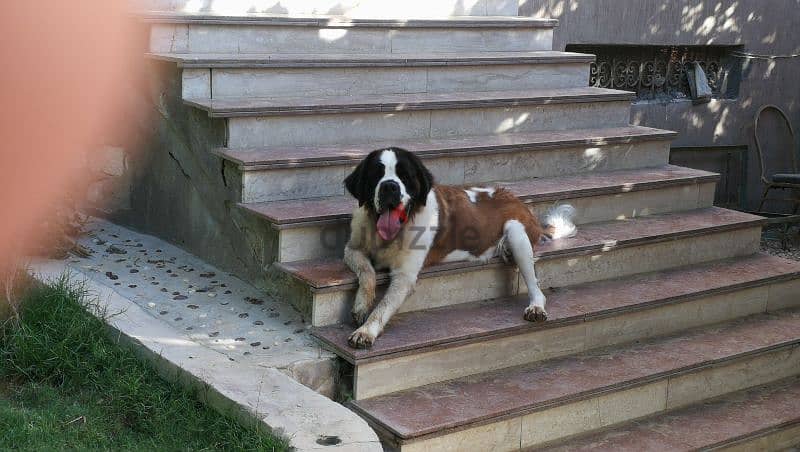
344, 159, 369, 206
401, 148, 434, 206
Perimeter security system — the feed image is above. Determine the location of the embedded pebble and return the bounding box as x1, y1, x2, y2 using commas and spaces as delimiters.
209, 332, 219, 337
105, 271, 119, 280
207, 293, 217, 298
284, 337, 293, 343
173, 295, 188, 300
219, 301, 229, 306
160, 288, 168, 292
147, 302, 156, 308
235, 337, 245, 342
128, 285, 137, 288
238, 313, 249, 319
174, 317, 182, 321
253, 321, 264, 326
187, 304, 199, 309
293, 328, 304, 334
159, 311, 168, 315
250, 342, 261, 347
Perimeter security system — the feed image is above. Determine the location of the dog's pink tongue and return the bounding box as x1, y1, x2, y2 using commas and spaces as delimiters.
377, 206, 404, 241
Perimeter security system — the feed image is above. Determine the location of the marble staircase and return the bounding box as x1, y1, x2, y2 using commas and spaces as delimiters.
143, 10, 800, 451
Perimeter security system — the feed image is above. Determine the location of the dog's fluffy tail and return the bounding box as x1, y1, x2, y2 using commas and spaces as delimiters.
542, 204, 577, 240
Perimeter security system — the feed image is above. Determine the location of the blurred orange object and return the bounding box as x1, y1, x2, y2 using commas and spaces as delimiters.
0, 1, 141, 267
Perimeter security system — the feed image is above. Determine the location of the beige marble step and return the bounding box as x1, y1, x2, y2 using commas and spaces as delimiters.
274, 208, 765, 326
220, 126, 675, 203
243, 165, 718, 262
312, 254, 800, 399
147, 13, 556, 55
147, 51, 595, 99
187, 87, 635, 148
545, 376, 800, 451
141, 0, 522, 18
351, 310, 800, 451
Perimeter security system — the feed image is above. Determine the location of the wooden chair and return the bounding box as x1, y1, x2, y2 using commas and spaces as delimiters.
754, 104, 800, 213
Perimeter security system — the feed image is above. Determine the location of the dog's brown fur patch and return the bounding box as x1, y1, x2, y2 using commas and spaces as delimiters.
424, 186, 546, 267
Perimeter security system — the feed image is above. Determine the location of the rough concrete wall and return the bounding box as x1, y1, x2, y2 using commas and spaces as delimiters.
521, 0, 800, 211
112, 57, 279, 290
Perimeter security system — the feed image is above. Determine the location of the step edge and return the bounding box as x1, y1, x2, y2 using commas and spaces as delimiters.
140, 12, 560, 28
186, 89, 637, 118
218, 128, 677, 170
276, 212, 767, 292
313, 268, 800, 365
702, 418, 800, 451
242, 171, 721, 229
147, 52, 596, 68
351, 338, 800, 442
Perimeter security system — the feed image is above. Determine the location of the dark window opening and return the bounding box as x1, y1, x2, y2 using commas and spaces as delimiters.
565, 44, 742, 102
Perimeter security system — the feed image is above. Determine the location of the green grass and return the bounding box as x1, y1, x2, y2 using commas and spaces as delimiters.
0, 277, 288, 451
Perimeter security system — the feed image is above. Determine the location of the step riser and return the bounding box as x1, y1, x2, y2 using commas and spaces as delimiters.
271, 181, 715, 262
151, 24, 553, 55
143, 0, 519, 18
353, 278, 800, 399
226, 101, 633, 148
302, 226, 762, 326
391, 343, 800, 451
236, 140, 669, 203
182, 63, 590, 99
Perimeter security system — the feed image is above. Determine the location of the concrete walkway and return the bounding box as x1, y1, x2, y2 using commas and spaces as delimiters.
31, 218, 380, 452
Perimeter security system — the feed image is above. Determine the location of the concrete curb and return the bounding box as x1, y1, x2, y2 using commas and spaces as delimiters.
30, 260, 382, 452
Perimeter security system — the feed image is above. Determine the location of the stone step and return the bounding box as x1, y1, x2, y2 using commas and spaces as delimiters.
147, 13, 556, 55
188, 87, 635, 148
149, 51, 594, 99
220, 126, 676, 203
312, 254, 800, 399
545, 376, 800, 451
275, 207, 764, 326
244, 165, 718, 262
141, 1, 522, 18
350, 310, 800, 451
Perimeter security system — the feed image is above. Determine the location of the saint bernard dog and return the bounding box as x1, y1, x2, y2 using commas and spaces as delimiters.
343, 147, 577, 348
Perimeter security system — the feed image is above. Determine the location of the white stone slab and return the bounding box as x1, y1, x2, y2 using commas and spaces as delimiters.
31, 256, 380, 452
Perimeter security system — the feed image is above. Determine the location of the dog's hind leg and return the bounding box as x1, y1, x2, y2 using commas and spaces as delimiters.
504, 219, 548, 322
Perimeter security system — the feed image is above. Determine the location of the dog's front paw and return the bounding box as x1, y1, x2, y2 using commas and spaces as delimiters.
524, 305, 548, 322
348, 326, 377, 348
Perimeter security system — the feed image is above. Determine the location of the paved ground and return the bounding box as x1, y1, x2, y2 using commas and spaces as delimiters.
761, 224, 800, 261
64, 219, 336, 392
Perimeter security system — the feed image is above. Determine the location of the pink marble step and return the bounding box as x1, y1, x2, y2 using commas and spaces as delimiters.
147, 50, 594, 68
186, 86, 635, 117
545, 376, 800, 451
276, 207, 765, 292
218, 126, 675, 170
312, 254, 800, 364
243, 165, 716, 228
351, 310, 800, 441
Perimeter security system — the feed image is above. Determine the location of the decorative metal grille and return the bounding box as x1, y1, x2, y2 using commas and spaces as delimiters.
566, 45, 739, 101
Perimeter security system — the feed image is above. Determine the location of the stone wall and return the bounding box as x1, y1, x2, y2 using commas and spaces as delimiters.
521, 0, 800, 211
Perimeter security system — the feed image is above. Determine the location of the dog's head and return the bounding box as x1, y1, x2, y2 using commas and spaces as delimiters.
344, 147, 434, 242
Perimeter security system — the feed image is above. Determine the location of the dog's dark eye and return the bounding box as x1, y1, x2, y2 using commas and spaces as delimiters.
396, 166, 408, 179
